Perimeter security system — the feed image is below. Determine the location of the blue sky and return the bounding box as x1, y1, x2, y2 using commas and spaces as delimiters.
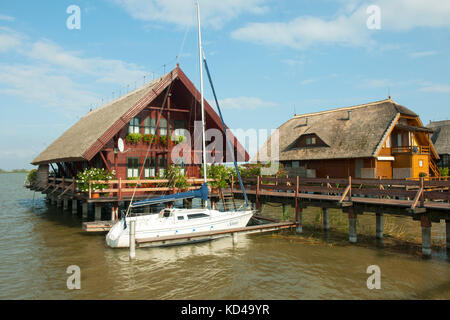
0, 0, 449, 170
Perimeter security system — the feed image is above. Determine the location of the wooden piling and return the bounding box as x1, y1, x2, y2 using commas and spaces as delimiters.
232, 232, 238, 245
82, 202, 88, 219
322, 208, 330, 231
129, 220, 136, 260
421, 215, 432, 257
446, 220, 450, 251
376, 213, 383, 239
72, 199, 78, 215
348, 208, 357, 243
63, 199, 69, 211
94, 204, 102, 221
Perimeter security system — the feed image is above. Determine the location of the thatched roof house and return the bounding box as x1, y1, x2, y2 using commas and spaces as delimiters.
31, 66, 248, 179
428, 120, 450, 168
255, 99, 439, 179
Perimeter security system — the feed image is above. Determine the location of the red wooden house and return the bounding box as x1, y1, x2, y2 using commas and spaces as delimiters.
31, 65, 249, 182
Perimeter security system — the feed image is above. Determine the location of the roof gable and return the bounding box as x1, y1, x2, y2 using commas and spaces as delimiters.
32, 66, 249, 165
255, 99, 412, 162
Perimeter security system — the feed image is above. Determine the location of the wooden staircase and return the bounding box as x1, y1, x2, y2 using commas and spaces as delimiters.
430, 158, 441, 177
219, 188, 237, 211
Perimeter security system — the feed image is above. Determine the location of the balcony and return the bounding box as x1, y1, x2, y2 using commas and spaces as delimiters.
391, 146, 430, 154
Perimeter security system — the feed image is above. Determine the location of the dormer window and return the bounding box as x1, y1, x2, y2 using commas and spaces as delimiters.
306, 137, 316, 145
293, 133, 326, 149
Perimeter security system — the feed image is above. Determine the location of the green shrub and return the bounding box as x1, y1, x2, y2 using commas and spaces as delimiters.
164, 165, 189, 190
77, 168, 115, 192
419, 172, 428, 178
26, 169, 37, 183
126, 133, 143, 144
159, 135, 168, 146
439, 167, 449, 177
142, 134, 154, 144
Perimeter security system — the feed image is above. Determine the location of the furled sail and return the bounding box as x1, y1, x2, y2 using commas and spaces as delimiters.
131, 183, 208, 208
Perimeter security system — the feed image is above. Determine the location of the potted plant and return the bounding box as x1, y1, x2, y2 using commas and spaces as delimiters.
203, 164, 230, 193
77, 168, 115, 197
126, 133, 143, 144
159, 135, 168, 146
163, 165, 189, 191
174, 135, 185, 145
26, 169, 37, 186
143, 134, 154, 144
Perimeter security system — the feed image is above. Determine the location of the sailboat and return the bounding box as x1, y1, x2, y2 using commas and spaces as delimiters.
106, 3, 254, 249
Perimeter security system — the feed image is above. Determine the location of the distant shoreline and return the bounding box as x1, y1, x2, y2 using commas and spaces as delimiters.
0, 169, 30, 174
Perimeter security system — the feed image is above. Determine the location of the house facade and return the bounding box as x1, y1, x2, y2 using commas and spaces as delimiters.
428, 120, 450, 169
255, 99, 439, 179
31, 66, 249, 182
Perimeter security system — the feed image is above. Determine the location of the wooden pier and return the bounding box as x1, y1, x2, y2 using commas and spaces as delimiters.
135, 221, 296, 248
28, 175, 450, 256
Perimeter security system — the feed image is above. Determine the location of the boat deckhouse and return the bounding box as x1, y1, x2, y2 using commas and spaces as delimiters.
255, 99, 440, 179
31, 66, 249, 181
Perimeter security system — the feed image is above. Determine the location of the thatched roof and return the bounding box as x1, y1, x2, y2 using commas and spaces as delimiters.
32, 66, 249, 165
255, 99, 430, 162
428, 120, 450, 155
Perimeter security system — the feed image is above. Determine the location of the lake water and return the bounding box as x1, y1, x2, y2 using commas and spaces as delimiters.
0, 173, 449, 299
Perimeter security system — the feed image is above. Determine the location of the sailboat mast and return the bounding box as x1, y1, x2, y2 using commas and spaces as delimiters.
197, 2, 208, 207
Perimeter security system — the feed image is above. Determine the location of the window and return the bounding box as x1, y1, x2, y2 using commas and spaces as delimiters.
419, 160, 423, 168
128, 117, 140, 134
159, 119, 167, 136
144, 157, 156, 178
173, 120, 187, 140
144, 118, 156, 135
177, 216, 185, 221
306, 137, 311, 145
292, 161, 300, 168
187, 213, 209, 219
397, 133, 402, 147
127, 157, 139, 178
158, 156, 167, 177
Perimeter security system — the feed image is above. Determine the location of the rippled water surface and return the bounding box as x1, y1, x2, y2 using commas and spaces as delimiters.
1, 173, 449, 299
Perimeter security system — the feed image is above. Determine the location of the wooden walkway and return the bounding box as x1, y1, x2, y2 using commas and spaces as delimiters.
231, 176, 450, 215
135, 221, 297, 248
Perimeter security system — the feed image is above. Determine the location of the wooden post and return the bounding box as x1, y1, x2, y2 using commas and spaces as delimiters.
129, 220, 136, 260
322, 208, 330, 231
348, 176, 352, 201
72, 199, 78, 215
348, 208, 357, 243
295, 176, 299, 221
421, 215, 431, 257
376, 213, 383, 239
446, 220, 450, 251
119, 178, 122, 201
95, 204, 102, 221
72, 177, 76, 193
89, 182, 92, 199
231, 175, 234, 194
82, 202, 88, 219
232, 232, 238, 245
255, 176, 260, 210
63, 198, 69, 211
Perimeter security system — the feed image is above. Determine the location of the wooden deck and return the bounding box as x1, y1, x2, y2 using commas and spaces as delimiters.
135, 221, 297, 248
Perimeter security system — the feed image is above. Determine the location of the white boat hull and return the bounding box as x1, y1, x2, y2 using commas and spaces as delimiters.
106, 208, 254, 248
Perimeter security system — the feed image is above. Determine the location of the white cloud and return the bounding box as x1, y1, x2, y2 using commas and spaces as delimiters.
232, 0, 450, 50
219, 96, 277, 110
420, 84, 450, 93
410, 51, 437, 59
27, 40, 147, 85
0, 14, 15, 22
110, 0, 268, 28
232, 11, 370, 50
0, 27, 22, 52
0, 29, 150, 114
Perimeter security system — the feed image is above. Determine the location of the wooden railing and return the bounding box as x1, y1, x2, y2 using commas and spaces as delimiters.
87, 178, 214, 200
391, 145, 430, 154
234, 176, 450, 210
